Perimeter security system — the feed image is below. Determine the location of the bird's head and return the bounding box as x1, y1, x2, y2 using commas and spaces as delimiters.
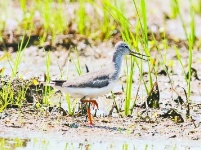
115, 41, 149, 61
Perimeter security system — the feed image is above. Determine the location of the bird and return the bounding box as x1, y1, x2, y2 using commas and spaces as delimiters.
51, 41, 149, 125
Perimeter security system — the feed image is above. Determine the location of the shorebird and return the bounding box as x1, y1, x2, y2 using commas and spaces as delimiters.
51, 41, 148, 125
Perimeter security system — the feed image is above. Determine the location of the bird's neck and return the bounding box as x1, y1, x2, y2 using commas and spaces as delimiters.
112, 51, 123, 80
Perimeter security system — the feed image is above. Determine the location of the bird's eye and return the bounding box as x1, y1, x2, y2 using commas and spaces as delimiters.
124, 45, 129, 49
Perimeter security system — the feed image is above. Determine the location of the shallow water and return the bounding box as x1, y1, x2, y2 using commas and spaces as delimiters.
1, 136, 201, 150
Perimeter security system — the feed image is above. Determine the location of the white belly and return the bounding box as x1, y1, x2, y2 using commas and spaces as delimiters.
54, 82, 116, 98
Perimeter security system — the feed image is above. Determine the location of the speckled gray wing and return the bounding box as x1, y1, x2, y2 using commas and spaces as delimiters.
52, 76, 110, 88
68, 75, 110, 88
52, 67, 115, 89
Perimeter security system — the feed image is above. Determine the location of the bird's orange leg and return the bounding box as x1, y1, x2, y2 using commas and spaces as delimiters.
81, 99, 99, 125
81, 99, 99, 109
87, 106, 93, 125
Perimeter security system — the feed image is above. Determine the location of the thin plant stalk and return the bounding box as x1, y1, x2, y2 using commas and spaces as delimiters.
71, 48, 82, 76
133, 0, 153, 92
170, 0, 179, 18
66, 94, 72, 115
189, 0, 196, 45
173, 0, 188, 40
43, 51, 51, 104
187, 33, 193, 118
9, 35, 30, 77
140, 0, 153, 89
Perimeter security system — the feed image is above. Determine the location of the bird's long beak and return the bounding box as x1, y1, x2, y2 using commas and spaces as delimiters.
129, 50, 149, 61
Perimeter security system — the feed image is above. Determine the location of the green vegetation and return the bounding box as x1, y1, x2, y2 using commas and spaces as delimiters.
71, 48, 83, 76
9, 35, 29, 77
43, 51, 51, 104
170, 0, 179, 18
0, 0, 199, 120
